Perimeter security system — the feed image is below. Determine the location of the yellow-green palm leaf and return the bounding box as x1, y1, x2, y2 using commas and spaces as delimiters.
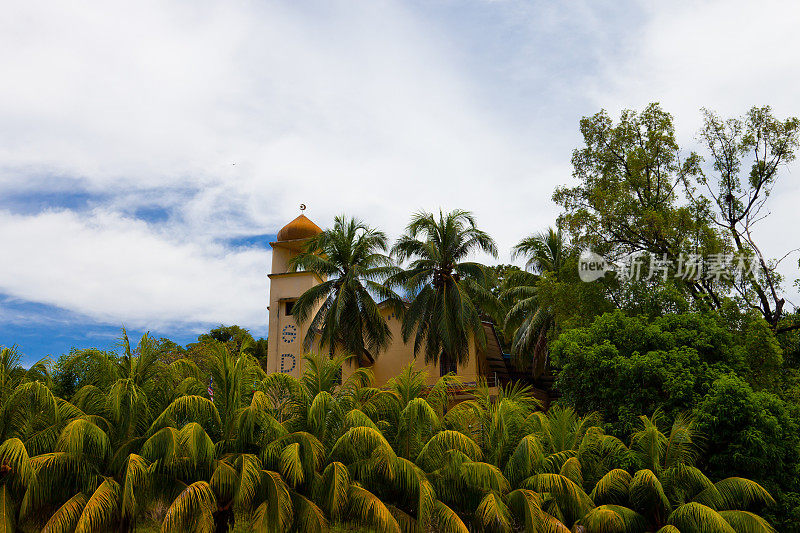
331, 426, 395, 465
692, 478, 775, 511
507, 489, 572, 532
523, 473, 594, 525
348, 484, 401, 533
629, 469, 670, 522
279, 443, 304, 487
475, 491, 512, 533
416, 430, 481, 471
579, 505, 647, 533
234, 454, 263, 508
74, 478, 120, 533
503, 435, 545, 487
667, 502, 736, 533
559, 457, 583, 487
253, 470, 293, 533
41, 493, 88, 533
317, 461, 350, 520
718, 510, 777, 533
590, 469, 632, 506
56, 419, 109, 465
461, 461, 510, 493
0, 437, 32, 491
210, 460, 238, 508
161, 481, 216, 533
121, 454, 148, 521
291, 491, 328, 533
432, 500, 469, 533
148, 396, 221, 437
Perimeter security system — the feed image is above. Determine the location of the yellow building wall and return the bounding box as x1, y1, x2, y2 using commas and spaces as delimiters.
267, 237, 487, 388
267, 240, 326, 379
362, 306, 483, 387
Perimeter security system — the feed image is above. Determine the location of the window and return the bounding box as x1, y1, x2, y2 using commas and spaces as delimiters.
284, 301, 294, 316
440, 358, 457, 376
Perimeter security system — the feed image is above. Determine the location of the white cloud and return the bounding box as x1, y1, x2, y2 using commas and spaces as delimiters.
0, 209, 269, 331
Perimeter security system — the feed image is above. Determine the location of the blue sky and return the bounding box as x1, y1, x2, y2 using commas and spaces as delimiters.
2, 0, 800, 364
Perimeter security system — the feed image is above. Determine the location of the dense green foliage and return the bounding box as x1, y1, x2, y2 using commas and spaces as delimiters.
551, 311, 738, 434
0, 340, 779, 532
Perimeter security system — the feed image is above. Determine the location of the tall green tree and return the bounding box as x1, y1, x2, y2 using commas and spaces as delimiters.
289, 215, 401, 364
555, 103, 800, 330
692, 106, 800, 331
389, 209, 498, 374
554, 103, 728, 309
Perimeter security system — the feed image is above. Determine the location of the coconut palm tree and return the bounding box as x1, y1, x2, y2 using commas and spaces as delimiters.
577, 412, 777, 533
389, 209, 498, 375
0, 346, 62, 448
67, 330, 172, 446
18, 416, 150, 533
503, 227, 573, 377
290, 215, 402, 364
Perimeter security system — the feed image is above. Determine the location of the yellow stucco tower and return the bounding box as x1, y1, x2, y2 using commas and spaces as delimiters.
266, 214, 324, 378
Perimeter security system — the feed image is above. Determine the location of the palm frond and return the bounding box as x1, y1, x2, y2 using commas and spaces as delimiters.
473, 491, 510, 532
629, 469, 670, 522
279, 443, 305, 487
578, 504, 648, 533
147, 395, 221, 438
121, 454, 149, 521
0, 486, 15, 533
504, 435, 545, 486
253, 470, 293, 533
56, 418, 110, 465
41, 493, 88, 533
291, 491, 328, 533
348, 484, 401, 533
416, 430, 481, 471
331, 426, 396, 465
74, 478, 120, 533
161, 481, 216, 533
0, 437, 32, 490
590, 469, 632, 506
718, 510, 777, 533
667, 502, 736, 533
317, 462, 350, 520
461, 461, 510, 493
522, 473, 594, 525
431, 500, 469, 533
692, 477, 775, 511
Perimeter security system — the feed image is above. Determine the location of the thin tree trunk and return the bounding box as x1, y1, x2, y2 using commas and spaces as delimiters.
213, 507, 234, 533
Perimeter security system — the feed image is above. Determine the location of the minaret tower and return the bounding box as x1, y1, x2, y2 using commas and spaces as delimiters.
266, 208, 323, 377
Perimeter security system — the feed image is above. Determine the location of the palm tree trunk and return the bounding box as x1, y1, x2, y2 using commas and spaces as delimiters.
213, 506, 234, 533
118, 516, 132, 533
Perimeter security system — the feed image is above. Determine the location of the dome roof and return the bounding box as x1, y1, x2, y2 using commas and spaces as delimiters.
276, 214, 322, 242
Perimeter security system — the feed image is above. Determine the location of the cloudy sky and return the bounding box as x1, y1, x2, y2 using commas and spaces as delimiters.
2, 0, 799, 363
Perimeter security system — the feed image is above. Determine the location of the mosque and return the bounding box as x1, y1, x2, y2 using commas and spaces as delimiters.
265, 213, 510, 389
